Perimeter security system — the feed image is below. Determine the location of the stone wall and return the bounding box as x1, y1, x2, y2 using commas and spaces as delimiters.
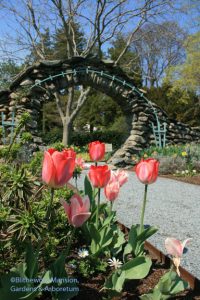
0, 56, 200, 167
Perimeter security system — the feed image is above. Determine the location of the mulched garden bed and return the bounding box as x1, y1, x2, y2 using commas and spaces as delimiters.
159, 175, 200, 186
71, 263, 200, 300
127, 167, 200, 186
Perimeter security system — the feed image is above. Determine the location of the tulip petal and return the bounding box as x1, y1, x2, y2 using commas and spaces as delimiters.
136, 162, 150, 184
52, 151, 75, 186
70, 194, 83, 217
165, 237, 183, 257
60, 199, 72, 224
72, 212, 91, 227
82, 196, 90, 212
42, 151, 56, 186
181, 238, 192, 252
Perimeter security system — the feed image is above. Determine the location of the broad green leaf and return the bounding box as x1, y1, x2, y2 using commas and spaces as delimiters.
25, 242, 39, 279
88, 223, 101, 244
122, 256, 152, 280
104, 270, 125, 293
84, 175, 93, 204
50, 254, 79, 300
140, 271, 189, 300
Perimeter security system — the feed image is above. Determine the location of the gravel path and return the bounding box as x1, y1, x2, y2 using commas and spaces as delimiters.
71, 169, 200, 279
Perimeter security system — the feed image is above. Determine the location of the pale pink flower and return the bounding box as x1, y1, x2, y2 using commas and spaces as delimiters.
114, 169, 129, 186
104, 172, 120, 201
61, 194, 91, 227
165, 237, 191, 276
75, 157, 85, 170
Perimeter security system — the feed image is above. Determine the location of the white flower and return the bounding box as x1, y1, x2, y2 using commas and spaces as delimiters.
176, 170, 179, 174
185, 170, 189, 174
78, 248, 89, 258
108, 257, 123, 269
193, 170, 197, 173
181, 170, 185, 174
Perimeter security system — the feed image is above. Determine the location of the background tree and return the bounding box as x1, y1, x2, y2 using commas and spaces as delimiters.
108, 33, 142, 87
0, 0, 196, 145
0, 60, 22, 89
165, 32, 200, 95
132, 21, 186, 87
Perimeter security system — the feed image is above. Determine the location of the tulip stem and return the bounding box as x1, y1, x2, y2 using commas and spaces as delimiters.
96, 188, 101, 228
110, 201, 113, 210
46, 188, 54, 222
139, 184, 148, 234
65, 227, 76, 257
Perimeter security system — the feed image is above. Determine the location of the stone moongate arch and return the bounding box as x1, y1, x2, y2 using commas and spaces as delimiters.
0, 56, 200, 167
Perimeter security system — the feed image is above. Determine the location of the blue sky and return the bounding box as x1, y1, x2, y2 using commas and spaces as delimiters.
0, 0, 199, 63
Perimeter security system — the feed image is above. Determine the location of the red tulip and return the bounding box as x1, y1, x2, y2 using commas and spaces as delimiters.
42, 148, 75, 188
89, 141, 105, 161
135, 158, 159, 184
61, 194, 91, 227
88, 165, 111, 188
114, 169, 128, 186
63, 148, 76, 160
104, 172, 120, 201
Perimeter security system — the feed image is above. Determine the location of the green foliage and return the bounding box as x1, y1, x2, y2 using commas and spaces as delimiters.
20, 132, 33, 144
71, 130, 125, 149
165, 31, 200, 95
138, 143, 200, 174
71, 256, 107, 279
147, 84, 200, 125
108, 32, 142, 86
28, 151, 43, 176
49, 252, 79, 300
123, 225, 158, 258
140, 270, 189, 299
74, 90, 129, 146
105, 256, 152, 295
0, 59, 22, 89
0, 242, 52, 300
42, 127, 62, 144
1, 165, 40, 210
0, 143, 21, 161
7, 208, 45, 241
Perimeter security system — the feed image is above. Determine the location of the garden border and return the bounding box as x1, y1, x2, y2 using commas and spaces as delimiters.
118, 222, 200, 292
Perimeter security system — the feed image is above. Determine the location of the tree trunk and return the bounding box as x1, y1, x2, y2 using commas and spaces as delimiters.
62, 120, 71, 146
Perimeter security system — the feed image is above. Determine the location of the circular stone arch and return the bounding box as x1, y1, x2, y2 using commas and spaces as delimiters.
0, 56, 168, 166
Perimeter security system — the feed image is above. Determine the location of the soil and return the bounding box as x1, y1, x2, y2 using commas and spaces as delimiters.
128, 168, 200, 186
159, 174, 200, 186
71, 260, 200, 300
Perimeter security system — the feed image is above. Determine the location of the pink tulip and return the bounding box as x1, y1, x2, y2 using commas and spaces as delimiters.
42, 148, 75, 188
114, 169, 129, 186
75, 157, 85, 170
104, 172, 120, 201
165, 237, 191, 276
61, 194, 91, 227
135, 158, 159, 185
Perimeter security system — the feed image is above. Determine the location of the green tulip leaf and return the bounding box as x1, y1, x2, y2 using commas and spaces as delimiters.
104, 270, 125, 293
140, 270, 189, 300
122, 256, 152, 280
84, 175, 93, 204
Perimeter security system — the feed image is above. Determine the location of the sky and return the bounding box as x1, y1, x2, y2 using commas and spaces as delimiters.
0, 0, 199, 64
